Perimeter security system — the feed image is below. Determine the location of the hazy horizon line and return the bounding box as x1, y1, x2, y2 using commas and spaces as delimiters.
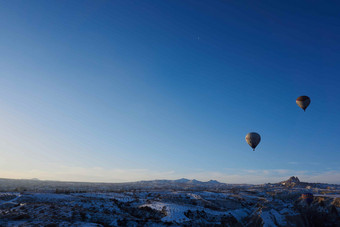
1, 175, 338, 186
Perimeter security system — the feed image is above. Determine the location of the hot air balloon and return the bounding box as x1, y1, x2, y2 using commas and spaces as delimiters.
302, 193, 313, 205
245, 132, 261, 151
296, 96, 310, 111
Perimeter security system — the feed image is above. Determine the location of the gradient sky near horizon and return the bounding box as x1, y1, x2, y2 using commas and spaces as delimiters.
0, 1, 340, 184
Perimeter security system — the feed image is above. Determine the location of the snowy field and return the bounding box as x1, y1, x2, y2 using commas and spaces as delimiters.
0, 178, 339, 226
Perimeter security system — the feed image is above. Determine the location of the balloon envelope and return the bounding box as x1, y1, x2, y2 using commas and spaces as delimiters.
296, 96, 311, 111
302, 193, 313, 205
245, 132, 261, 151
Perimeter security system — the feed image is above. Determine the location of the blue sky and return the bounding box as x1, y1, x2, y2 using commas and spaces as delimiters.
0, 1, 339, 183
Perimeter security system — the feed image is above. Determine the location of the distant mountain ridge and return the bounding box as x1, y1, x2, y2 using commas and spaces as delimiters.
0, 177, 229, 192
136, 178, 224, 187
0, 176, 338, 193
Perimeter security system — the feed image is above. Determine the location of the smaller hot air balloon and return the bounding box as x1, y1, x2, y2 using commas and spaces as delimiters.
296, 96, 311, 111
245, 132, 261, 151
302, 193, 313, 205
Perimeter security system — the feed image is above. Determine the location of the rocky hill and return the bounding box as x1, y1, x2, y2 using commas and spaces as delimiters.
279, 176, 301, 187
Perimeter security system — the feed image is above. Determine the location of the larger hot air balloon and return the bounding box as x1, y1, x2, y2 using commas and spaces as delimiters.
245, 132, 261, 151
302, 193, 313, 205
296, 96, 310, 111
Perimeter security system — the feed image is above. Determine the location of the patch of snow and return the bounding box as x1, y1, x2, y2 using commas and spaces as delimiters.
261, 209, 287, 227
161, 204, 190, 223
187, 193, 202, 200
141, 202, 167, 211
141, 202, 190, 223
0, 194, 21, 205
261, 211, 277, 227
76, 192, 134, 202
229, 208, 251, 222
270, 209, 286, 226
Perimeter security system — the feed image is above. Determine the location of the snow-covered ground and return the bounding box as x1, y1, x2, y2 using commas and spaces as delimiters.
0, 178, 339, 226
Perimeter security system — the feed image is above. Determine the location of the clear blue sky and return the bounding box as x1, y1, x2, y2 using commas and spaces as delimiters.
0, 1, 339, 183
